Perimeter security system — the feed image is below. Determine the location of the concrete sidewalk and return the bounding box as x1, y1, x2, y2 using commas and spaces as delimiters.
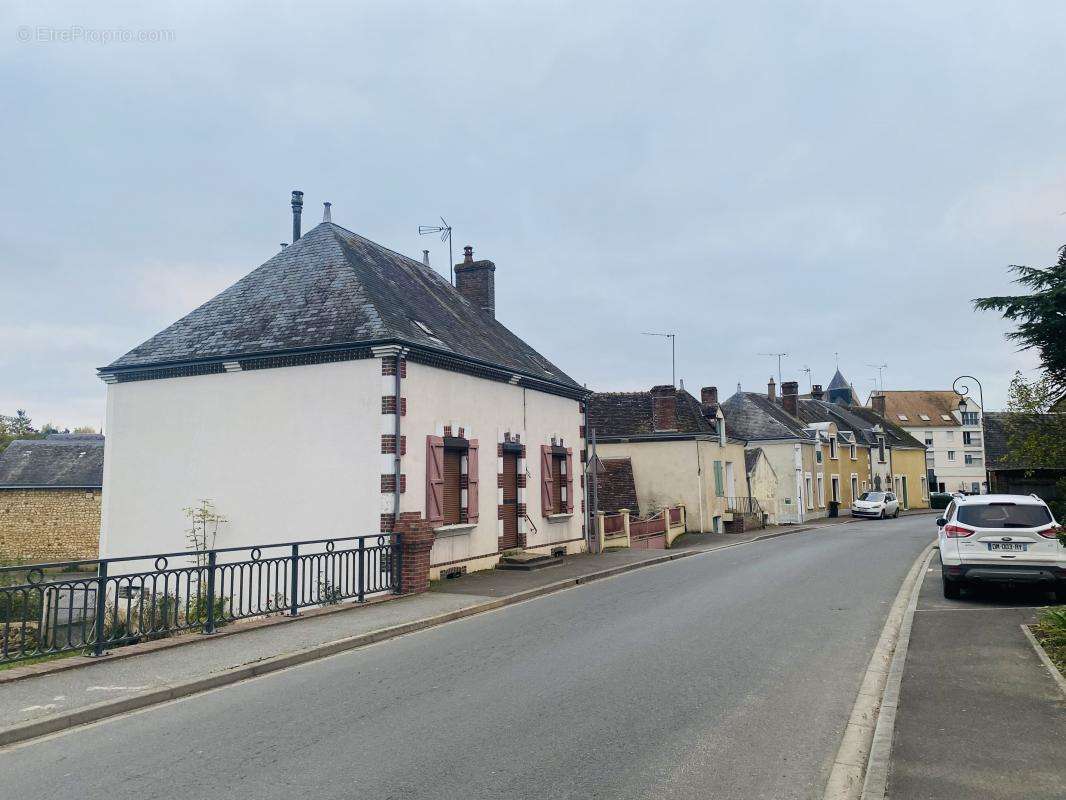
0, 517, 860, 743
887, 552, 1066, 799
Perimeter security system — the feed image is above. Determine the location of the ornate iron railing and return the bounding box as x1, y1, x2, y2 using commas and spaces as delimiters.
0, 534, 400, 666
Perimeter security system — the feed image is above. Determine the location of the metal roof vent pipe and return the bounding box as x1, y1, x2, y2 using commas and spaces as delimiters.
322, 202, 331, 223
423, 250, 430, 266
291, 190, 304, 242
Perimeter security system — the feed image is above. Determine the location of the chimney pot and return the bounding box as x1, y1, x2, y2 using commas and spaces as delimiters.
767, 377, 777, 401
871, 393, 887, 415
291, 190, 304, 242
811, 384, 824, 400
651, 385, 677, 431
322, 202, 331, 223
422, 249, 430, 266
454, 245, 497, 317
782, 380, 799, 417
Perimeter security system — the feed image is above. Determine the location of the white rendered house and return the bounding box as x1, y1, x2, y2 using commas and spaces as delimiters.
98, 196, 587, 577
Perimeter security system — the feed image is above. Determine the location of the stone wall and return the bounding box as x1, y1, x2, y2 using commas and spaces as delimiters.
0, 489, 101, 562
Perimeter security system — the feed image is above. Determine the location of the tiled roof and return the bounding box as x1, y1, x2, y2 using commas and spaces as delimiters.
595, 457, 640, 515
102, 222, 579, 391
873, 390, 965, 427
745, 447, 764, 475
720, 392, 809, 441
587, 389, 716, 439
845, 407, 927, 449
983, 412, 1066, 470
0, 435, 104, 488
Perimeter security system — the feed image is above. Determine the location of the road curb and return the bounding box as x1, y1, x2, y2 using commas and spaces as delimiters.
0, 518, 855, 749
1021, 624, 1066, 698
822, 541, 935, 800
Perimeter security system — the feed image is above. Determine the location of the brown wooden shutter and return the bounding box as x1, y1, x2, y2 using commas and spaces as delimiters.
443, 448, 462, 525
466, 440, 479, 523
541, 445, 553, 518
426, 436, 445, 526
565, 448, 574, 514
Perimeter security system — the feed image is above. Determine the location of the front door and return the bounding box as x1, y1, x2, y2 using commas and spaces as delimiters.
500, 452, 520, 550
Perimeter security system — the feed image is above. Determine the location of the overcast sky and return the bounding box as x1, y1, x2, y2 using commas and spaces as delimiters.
3, 1, 1065, 429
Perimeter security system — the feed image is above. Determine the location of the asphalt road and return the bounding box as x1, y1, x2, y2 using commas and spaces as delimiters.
1, 515, 934, 800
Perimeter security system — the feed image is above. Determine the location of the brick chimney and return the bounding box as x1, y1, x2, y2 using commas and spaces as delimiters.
701, 386, 718, 407
782, 380, 799, 417
454, 245, 496, 317
767, 377, 777, 402
651, 385, 677, 431
871, 392, 886, 416
811, 384, 824, 400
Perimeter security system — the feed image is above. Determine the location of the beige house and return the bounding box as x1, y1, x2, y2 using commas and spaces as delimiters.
588, 385, 749, 533
0, 434, 104, 562
722, 380, 824, 523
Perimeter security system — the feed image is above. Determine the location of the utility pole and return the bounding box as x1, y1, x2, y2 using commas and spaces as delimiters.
642, 332, 677, 386
759, 352, 787, 387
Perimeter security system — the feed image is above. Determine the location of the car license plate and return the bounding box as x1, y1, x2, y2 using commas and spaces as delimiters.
987, 542, 1027, 552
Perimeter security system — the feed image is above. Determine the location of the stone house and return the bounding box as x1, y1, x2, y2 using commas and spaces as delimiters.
794, 385, 873, 512
587, 385, 750, 533
0, 434, 104, 562
97, 196, 587, 578
721, 380, 824, 523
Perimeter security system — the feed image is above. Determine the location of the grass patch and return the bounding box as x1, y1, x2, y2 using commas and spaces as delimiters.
1032, 607, 1066, 674
0, 649, 83, 672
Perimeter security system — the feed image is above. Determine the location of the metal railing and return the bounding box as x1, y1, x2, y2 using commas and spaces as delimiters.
0, 534, 400, 666
725, 496, 764, 517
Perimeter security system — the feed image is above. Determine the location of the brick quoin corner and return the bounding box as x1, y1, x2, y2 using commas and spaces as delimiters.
394, 512, 435, 595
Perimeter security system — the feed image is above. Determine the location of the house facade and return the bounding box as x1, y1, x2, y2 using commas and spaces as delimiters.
845, 405, 930, 509
869, 390, 986, 494
795, 387, 873, 511
0, 434, 104, 562
588, 385, 749, 532
98, 200, 586, 579
722, 380, 823, 523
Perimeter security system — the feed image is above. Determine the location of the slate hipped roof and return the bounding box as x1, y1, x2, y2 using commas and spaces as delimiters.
587, 389, 717, 439
720, 392, 810, 441
0, 434, 105, 489
101, 222, 580, 392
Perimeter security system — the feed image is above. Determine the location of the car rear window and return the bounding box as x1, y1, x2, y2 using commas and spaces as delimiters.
956, 503, 1052, 529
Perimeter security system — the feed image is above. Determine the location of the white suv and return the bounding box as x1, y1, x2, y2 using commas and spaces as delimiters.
937, 494, 1065, 600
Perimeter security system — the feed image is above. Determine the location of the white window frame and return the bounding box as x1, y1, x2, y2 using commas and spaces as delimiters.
829, 438, 838, 460
805, 474, 813, 510
947, 450, 956, 461
817, 475, 825, 507
851, 473, 859, 500
831, 474, 840, 502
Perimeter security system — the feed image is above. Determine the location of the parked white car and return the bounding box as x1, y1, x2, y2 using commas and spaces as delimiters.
851, 491, 900, 519
937, 493, 1065, 601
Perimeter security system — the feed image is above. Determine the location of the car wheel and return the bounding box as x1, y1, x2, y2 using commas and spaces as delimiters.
879, 509, 886, 519
942, 576, 962, 599
1054, 583, 1066, 605
893, 508, 900, 518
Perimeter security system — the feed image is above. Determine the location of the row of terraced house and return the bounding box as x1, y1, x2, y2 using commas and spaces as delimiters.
2, 194, 932, 578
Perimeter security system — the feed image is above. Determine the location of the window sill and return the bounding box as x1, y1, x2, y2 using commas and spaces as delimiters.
546, 513, 573, 522
434, 523, 477, 538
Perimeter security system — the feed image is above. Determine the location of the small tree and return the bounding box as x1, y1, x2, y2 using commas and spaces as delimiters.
183, 499, 228, 568
1003, 372, 1066, 530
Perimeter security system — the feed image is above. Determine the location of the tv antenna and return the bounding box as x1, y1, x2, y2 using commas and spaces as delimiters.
419, 218, 454, 285
866, 363, 888, 393
759, 352, 787, 386
641, 332, 676, 387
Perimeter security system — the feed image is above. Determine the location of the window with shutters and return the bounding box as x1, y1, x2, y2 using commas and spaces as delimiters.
442, 447, 462, 525
426, 435, 479, 528
552, 453, 566, 513
541, 444, 574, 517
